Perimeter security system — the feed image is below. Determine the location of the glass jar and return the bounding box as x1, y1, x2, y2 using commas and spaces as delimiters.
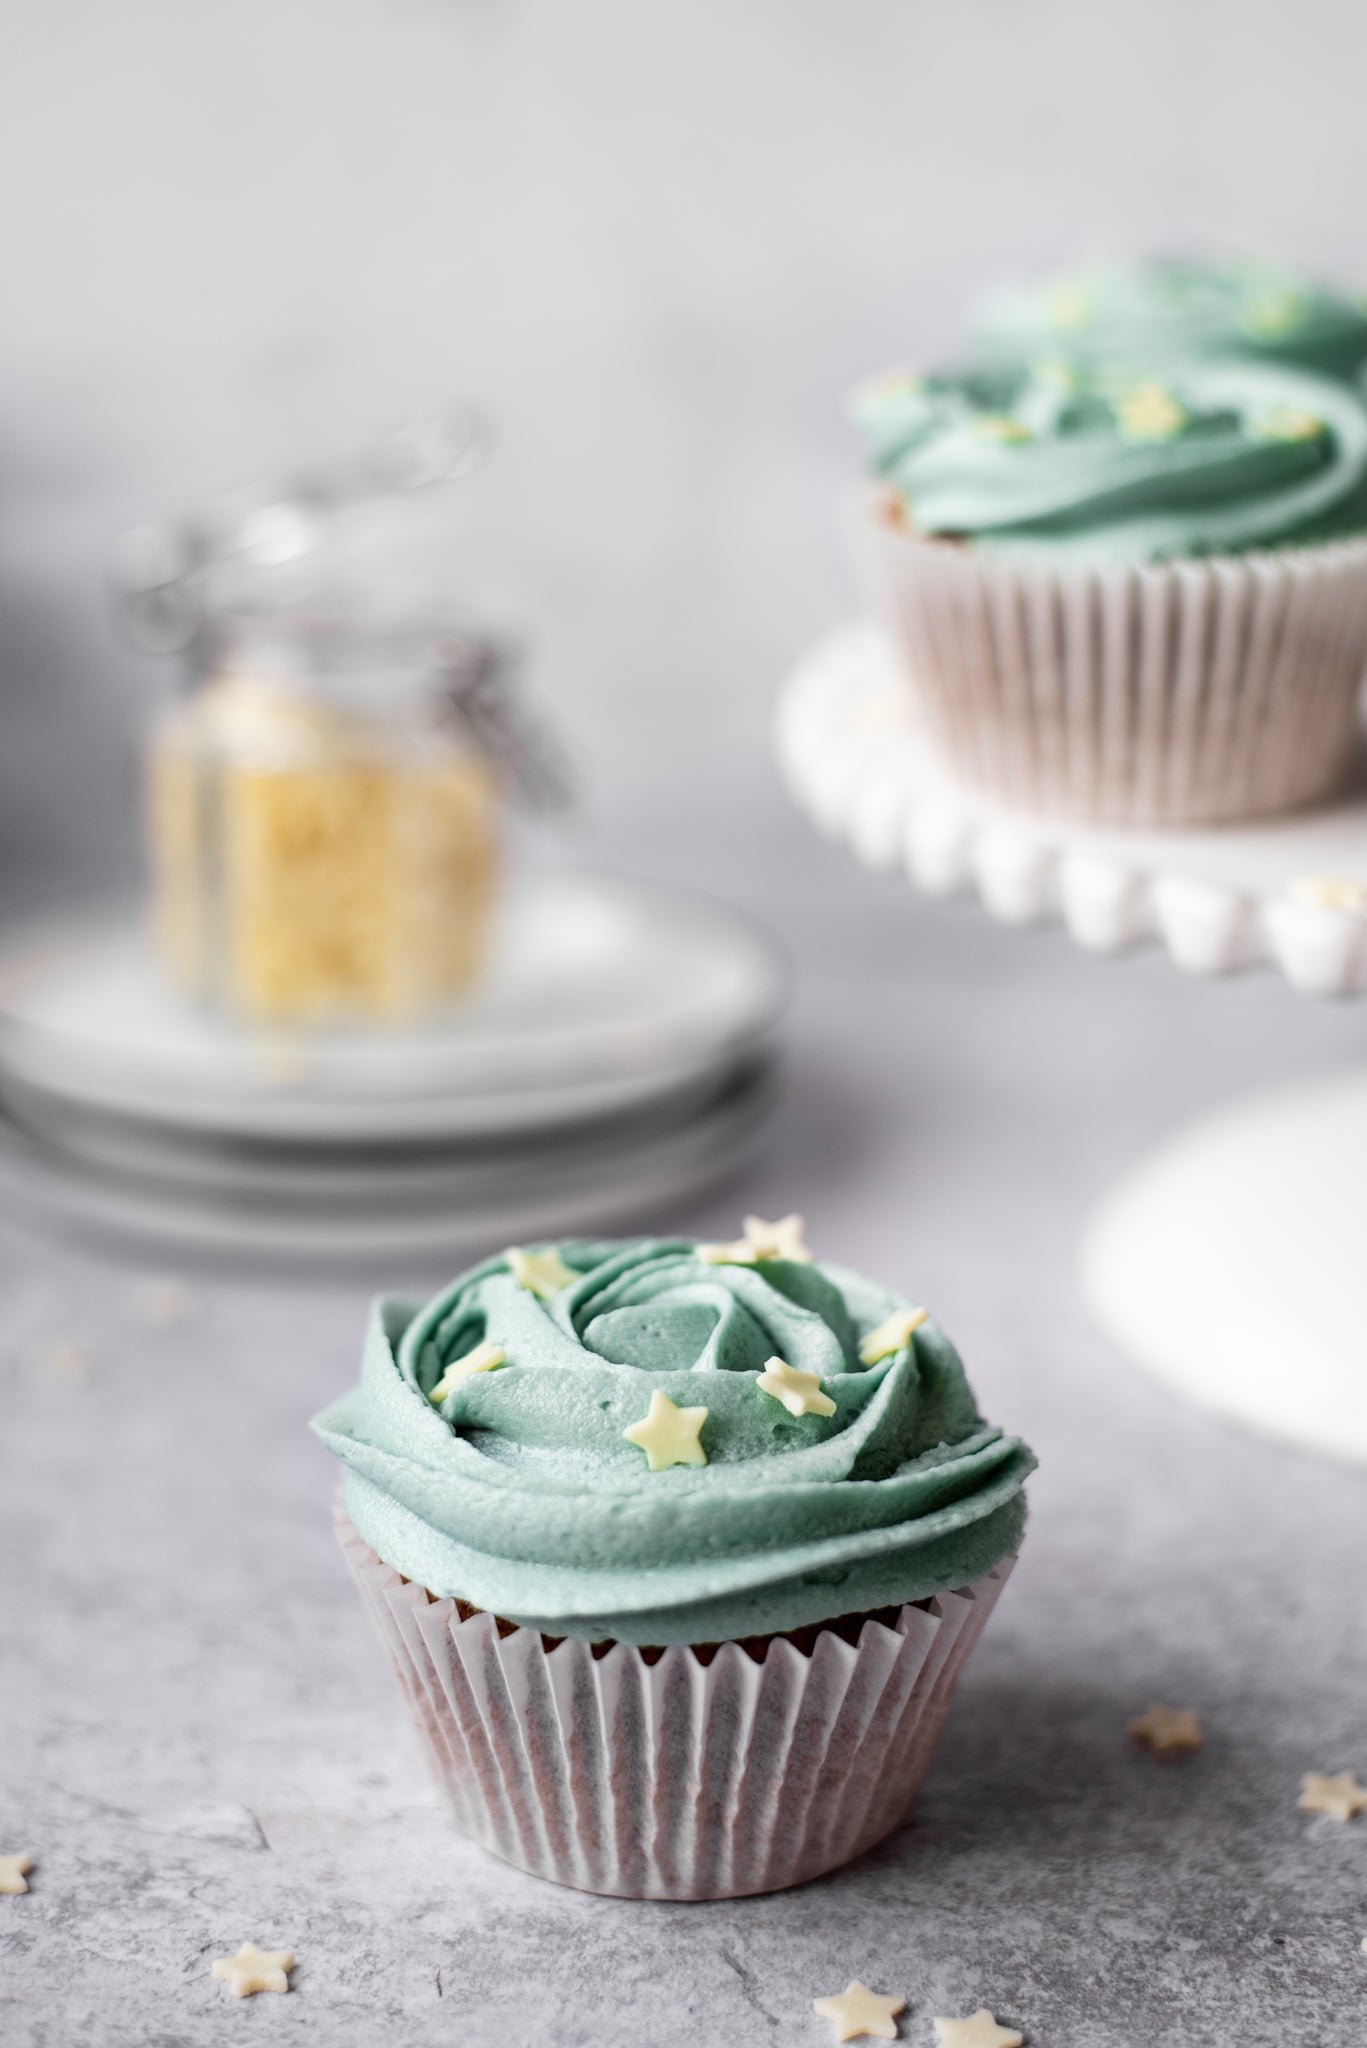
148, 619, 502, 1026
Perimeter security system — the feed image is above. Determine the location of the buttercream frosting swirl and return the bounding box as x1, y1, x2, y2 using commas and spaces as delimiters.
313, 1236, 1033, 1644
973, 256, 1367, 384
855, 356, 1367, 563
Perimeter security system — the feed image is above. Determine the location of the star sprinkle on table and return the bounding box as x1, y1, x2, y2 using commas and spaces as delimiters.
0, 1853, 33, 1895
1127, 1705, 1204, 1756
1299, 1772, 1367, 1821
506, 1246, 577, 1299
623, 1389, 709, 1471
757, 1354, 836, 1418
812, 1981, 906, 2040
932, 2011, 1024, 2048
699, 1213, 812, 1266
429, 1342, 506, 1401
210, 1943, 295, 1997
858, 1306, 929, 1366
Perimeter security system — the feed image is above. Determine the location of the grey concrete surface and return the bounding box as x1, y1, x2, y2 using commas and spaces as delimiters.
6, 9, 1367, 2038
4, 874, 1367, 2048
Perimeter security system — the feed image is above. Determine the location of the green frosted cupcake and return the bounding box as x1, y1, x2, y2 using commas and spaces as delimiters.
973, 255, 1367, 386
855, 354, 1367, 823
316, 1224, 1032, 1897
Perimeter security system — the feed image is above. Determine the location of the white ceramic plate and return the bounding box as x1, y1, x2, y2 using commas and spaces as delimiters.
0, 1055, 779, 1273
0, 871, 785, 1142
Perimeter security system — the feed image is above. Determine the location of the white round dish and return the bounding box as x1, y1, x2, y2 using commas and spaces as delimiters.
0, 870, 785, 1142
1082, 1068, 1367, 1464
0, 1054, 779, 1272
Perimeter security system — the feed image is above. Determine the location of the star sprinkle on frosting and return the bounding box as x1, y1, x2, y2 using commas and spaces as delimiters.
813, 1981, 906, 2041
1299, 1771, 1367, 1821
429, 1342, 506, 1402
1255, 406, 1326, 443
622, 1389, 709, 1471
756, 1355, 836, 1419
1044, 281, 1094, 330
1243, 285, 1307, 337
974, 414, 1032, 443
0, 1853, 33, 1895
867, 368, 924, 400
1128, 1705, 1204, 1757
211, 1943, 295, 1998
698, 1213, 813, 1266
506, 1246, 577, 1299
859, 1306, 929, 1366
1115, 380, 1187, 441
932, 2013, 1023, 2048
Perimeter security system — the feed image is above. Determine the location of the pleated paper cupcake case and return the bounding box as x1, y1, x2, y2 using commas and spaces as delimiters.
337, 1509, 1011, 1900
865, 510, 1367, 826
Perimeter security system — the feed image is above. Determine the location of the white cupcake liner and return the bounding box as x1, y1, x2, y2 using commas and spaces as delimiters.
336, 1508, 1013, 1901
861, 492, 1367, 825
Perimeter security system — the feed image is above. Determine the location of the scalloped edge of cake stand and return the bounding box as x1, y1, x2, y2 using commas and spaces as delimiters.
778, 623, 1367, 996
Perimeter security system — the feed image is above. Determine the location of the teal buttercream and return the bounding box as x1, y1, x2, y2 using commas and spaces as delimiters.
854, 356, 1367, 564
312, 1237, 1034, 1645
973, 256, 1367, 384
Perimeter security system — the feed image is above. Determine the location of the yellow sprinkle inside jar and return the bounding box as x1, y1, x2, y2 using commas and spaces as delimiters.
148, 639, 501, 1027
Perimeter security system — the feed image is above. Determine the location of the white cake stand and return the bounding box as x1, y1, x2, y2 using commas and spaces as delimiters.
778, 624, 1367, 1463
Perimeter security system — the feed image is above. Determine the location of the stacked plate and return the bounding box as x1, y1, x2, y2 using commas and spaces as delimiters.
0, 871, 785, 1274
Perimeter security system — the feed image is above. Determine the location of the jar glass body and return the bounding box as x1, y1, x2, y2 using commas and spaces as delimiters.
148, 622, 500, 1027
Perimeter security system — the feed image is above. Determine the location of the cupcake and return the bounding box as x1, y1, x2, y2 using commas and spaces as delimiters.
314, 1223, 1033, 1900
972, 255, 1367, 386
855, 355, 1367, 824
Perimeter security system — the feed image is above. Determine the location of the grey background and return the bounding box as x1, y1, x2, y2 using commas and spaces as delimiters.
5, 5, 1367, 2044
4, 0, 1367, 895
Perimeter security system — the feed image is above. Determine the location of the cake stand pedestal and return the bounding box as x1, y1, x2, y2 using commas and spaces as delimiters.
778, 624, 1367, 1463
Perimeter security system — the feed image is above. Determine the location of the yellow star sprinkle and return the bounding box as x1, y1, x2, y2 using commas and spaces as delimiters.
1128, 1704, 1204, 1756
1243, 285, 1306, 337
933, 2014, 1023, 2048
756, 1355, 836, 1419
623, 1389, 709, 1471
973, 414, 1031, 443
698, 1214, 813, 1266
0, 1853, 33, 1895
1300, 1771, 1367, 1821
430, 1342, 506, 1402
1045, 281, 1094, 330
1255, 406, 1325, 443
859, 1307, 929, 1366
867, 369, 924, 400
813, 1981, 906, 2041
211, 1943, 295, 1998
1116, 381, 1187, 441
506, 1246, 577, 1299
